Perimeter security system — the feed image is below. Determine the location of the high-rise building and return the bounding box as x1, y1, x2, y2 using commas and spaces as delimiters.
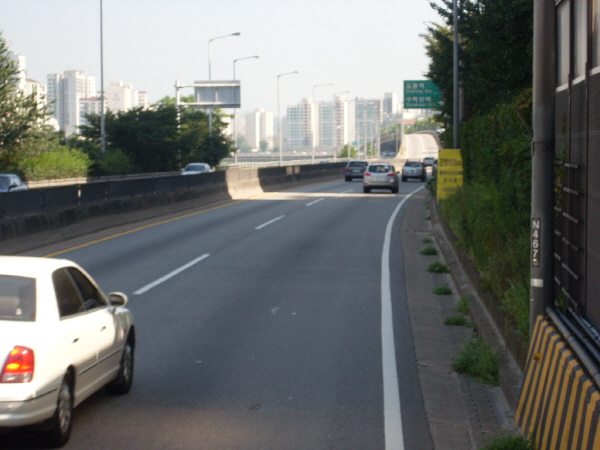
79, 97, 103, 127
286, 98, 316, 150
105, 80, 148, 112
355, 99, 383, 154
47, 70, 96, 135
245, 108, 274, 150
8, 51, 26, 91
383, 92, 398, 115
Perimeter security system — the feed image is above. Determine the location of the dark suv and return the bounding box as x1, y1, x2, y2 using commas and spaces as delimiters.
344, 160, 369, 181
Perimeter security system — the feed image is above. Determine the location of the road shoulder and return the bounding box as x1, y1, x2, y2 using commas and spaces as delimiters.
400, 189, 518, 449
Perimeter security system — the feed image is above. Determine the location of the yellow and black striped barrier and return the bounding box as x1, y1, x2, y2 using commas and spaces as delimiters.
517, 315, 600, 449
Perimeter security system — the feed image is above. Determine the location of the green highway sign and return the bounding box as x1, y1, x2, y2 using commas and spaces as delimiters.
403, 80, 443, 109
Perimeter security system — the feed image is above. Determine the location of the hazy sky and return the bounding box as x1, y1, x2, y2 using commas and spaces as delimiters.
1, 0, 443, 115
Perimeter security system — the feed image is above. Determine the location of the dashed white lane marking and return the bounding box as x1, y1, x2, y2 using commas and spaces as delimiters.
255, 215, 286, 230
306, 198, 325, 206
134, 254, 210, 295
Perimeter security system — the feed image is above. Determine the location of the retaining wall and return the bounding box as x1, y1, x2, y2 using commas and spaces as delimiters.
0, 163, 344, 243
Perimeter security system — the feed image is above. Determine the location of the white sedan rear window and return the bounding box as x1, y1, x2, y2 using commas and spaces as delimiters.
0, 275, 36, 321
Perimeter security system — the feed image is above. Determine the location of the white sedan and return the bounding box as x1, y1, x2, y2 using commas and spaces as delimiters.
0, 257, 135, 447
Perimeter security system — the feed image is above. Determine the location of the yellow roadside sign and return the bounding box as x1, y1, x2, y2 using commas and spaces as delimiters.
436, 149, 463, 200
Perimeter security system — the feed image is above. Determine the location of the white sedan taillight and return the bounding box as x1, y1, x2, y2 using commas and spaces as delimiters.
1, 346, 34, 383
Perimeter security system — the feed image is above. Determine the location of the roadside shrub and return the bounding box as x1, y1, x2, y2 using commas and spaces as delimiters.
479, 433, 534, 450
456, 296, 470, 315
434, 286, 452, 295
427, 261, 449, 274
439, 183, 530, 340
444, 315, 472, 327
97, 148, 134, 175
452, 338, 499, 385
20, 146, 91, 181
439, 91, 532, 341
420, 246, 439, 256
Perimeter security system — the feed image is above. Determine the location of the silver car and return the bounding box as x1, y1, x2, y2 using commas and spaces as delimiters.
182, 163, 212, 175
363, 163, 399, 193
402, 161, 426, 182
0, 174, 28, 193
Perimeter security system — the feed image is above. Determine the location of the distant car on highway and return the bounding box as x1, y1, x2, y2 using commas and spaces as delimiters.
363, 162, 399, 194
0, 174, 28, 193
344, 160, 368, 181
182, 163, 212, 175
0, 257, 135, 447
422, 157, 435, 167
402, 161, 427, 182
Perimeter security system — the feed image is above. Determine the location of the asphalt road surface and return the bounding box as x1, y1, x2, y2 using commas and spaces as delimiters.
2, 176, 437, 450
403, 134, 439, 161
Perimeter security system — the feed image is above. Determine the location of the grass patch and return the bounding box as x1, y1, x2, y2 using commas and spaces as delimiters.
452, 338, 499, 385
433, 286, 452, 295
444, 315, 472, 327
479, 433, 534, 450
456, 296, 470, 315
420, 246, 439, 256
422, 237, 434, 244
427, 261, 449, 273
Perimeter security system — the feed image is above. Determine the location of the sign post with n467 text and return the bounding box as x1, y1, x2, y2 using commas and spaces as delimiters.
436, 149, 463, 200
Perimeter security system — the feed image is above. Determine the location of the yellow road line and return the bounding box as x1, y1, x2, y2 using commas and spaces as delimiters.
42, 197, 274, 258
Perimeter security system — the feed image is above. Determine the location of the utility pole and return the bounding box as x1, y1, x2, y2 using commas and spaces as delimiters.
453, 0, 459, 149
530, 0, 556, 333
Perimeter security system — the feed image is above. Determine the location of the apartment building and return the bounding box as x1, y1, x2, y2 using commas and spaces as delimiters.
355, 99, 383, 152
245, 108, 274, 150
285, 98, 317, 151
383, 92, 398, 115
316, 97, 351, 151
105, 80, 148, 112
47, 70, 96, 135
284, 95, 378, 154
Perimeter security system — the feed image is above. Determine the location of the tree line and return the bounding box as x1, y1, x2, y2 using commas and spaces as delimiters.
424, 0, 534, 339
0, 33, 231, 181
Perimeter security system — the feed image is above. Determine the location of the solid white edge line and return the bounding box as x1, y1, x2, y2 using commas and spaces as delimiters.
255, 215, 285, 230
306, 198, 325, 206
381, 186, 424, 450
134, 253, 210, 295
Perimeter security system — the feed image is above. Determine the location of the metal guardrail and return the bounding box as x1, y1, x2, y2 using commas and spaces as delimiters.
216, 159, 337, 171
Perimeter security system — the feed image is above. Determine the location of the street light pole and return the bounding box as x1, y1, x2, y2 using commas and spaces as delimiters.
232, 55, 259, 163
99, 0, 106, 154
277, 71, 299, 166
208, 32, 240, 135
312, 83, 333, 164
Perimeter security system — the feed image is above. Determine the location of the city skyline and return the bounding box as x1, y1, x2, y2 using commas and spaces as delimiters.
0, 0, 441, 116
